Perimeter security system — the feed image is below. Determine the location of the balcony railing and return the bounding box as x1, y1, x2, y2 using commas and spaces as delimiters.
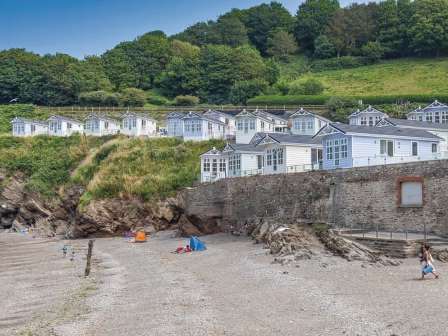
351, 152, 447, 167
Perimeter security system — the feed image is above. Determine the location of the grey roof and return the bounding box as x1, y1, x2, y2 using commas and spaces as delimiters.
166, 112, 186, 119
86, 113, 120, 124
420, 100, 448, 113
179, 111, 226, 126
381, 118, 448, 130
122, 111, 156, 121
11, 117, 47, 126
48, 115, 83, 124
328, 123, 442, 140
235, 109, 284, 124
204, 109, 236, 119
200, 147, 222, 156
348, 105, 388, 118
263, 133, 322, 145
288, 108, 331, 123
224, 143, 264, 153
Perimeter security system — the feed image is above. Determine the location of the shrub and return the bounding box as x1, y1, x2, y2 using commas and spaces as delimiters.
120, 88, 146, 107
147, 95, 169, 106
174, 95, 199, 106
229, 79, 269, 105
361, 41, 385, 62
289, 78, 325, 95
314, 35, 336, 59
248, 94, 448, 106
79, 91, 120, 106
310, 56, 373, 72
325, 96, 357, 112
273, 80, 290, 95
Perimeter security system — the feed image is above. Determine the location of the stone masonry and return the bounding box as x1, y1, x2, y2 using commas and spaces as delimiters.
180, 160, 448, 236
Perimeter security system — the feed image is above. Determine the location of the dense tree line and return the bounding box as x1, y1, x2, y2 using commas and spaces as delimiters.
1, 0, 448, 106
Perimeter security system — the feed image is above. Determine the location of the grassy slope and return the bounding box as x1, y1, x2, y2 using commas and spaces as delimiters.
73, 137, 224, 205
284, 58, 448, 96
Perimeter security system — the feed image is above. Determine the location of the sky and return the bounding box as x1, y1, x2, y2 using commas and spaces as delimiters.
0, 0, 350, 58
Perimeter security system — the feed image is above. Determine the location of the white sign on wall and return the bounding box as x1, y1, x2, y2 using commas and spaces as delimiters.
401, 181, 423, 206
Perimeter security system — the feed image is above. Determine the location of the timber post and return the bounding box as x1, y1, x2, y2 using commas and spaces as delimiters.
85, 239, 94, 277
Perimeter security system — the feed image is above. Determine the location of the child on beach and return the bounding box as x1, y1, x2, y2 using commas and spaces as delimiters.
420, 244, 440, 280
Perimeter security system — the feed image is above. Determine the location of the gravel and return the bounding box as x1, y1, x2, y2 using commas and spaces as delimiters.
2, 231, 447, 335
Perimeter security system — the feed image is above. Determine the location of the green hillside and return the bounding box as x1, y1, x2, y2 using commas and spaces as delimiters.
300, 58, 448, 96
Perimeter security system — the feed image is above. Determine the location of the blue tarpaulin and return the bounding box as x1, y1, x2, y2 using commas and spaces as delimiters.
190, 236, 207, 251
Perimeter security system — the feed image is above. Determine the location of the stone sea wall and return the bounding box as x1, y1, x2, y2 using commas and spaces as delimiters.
180, 160, 448, 236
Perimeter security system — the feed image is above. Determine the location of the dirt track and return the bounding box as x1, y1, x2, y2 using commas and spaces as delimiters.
1, 231, 448, 336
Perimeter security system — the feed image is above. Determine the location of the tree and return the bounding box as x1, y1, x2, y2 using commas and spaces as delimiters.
240, 2, 295, 55
172, 21, 217, 46
409, 0, 448, 56
289, 78, 325, 95
361, 41, 385, 62
76, 56, 113, 92
314, 35, 336, 58
198, 45, 267, 103
294, 0, 340, 53
79, 91, 120, 106
229, 79, 268, 105
267, 31, 299, 60
120, 88, 146, 107
174, 95, 200, 106
102, 42, 139, 90
214, 16, 249, 47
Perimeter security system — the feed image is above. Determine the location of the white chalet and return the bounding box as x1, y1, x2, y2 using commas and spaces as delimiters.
348, 106, 388, 126
121, 112, 157, 137
203, 110, 236, 139
289, 108, 330, 136
200, 133, 322, 183
315, 123, 443, 170
47, 115, 84, 137
377, 117, 448, 153
235, 109, 288, 144
407, 100, 448, 123
166, 111, 226, 141
11, 117, 48, 137
85, 114, 120, 136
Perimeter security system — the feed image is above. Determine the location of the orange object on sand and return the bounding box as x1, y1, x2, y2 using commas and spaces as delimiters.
135, 231, 147, 243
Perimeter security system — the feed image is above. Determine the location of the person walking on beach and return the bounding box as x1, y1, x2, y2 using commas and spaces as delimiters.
420, 244, 439, 280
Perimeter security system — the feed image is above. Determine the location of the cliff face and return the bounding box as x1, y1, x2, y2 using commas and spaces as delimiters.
0, 174, 187, 237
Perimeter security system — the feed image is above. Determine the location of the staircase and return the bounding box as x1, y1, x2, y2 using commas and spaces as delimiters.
339, 234, 448, 259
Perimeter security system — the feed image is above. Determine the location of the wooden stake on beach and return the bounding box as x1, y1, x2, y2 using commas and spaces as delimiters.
85, 239, 94, 277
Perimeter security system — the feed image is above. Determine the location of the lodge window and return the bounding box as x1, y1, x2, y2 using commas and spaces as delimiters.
432, 143, 438, 153
361, 117, 367, 125
244, 120, 249, 133
418, 115, 423, 121
235, 155, 241, 170
435, 112, 440, 123
426, 114, 433, 122
67, 123, 72, 129
380, 139, 394, 156
267, 149, 272, 166
249, 119, 255, 130
219, 159, 226, 172
368, 116, 374, 126
307, 121, 313, 129
203, 158, 210, 172
277, 148, 284, 165
334, 139, 340, 166
294, 119, 300, 130
412, 142, 418, 156
301, 121, 306, 131
185, 123, 191, 132
257, 155, 264, 169
237, 120, 243, 131
326, 140, 333, 160
57, 121, 62, 130
212, 159, 218, 174
132, 119, 137, 127
341, 138, 348, 158
104, 121, 109, 129
31, 124, 36, 133
261, 121, 265, 130
142, 120, 146, 128
208, 122, 212, 132
442, 112, 448, 124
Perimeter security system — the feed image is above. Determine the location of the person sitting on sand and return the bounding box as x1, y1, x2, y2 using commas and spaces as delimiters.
420, 244, 439, 280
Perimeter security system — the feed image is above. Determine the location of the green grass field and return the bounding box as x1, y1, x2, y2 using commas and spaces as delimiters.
286, 58, 448, 96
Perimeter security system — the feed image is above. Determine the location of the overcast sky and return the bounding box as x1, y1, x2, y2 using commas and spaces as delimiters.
0, 0, 358, 58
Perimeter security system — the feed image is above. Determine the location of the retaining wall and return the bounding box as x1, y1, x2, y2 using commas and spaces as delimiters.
180, 160, 448, 236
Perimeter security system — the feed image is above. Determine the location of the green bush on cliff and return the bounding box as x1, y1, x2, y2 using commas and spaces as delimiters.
0, 134, 109, 197
80, 137, 224, 202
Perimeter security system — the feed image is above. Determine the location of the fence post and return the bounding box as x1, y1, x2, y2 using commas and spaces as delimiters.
84, 239, 94, 277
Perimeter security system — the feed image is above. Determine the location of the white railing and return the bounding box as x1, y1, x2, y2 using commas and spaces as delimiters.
241, 169, 263, 176
352, 153, 446, 167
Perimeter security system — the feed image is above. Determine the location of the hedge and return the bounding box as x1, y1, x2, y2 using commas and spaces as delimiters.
247, 94, 448, 106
